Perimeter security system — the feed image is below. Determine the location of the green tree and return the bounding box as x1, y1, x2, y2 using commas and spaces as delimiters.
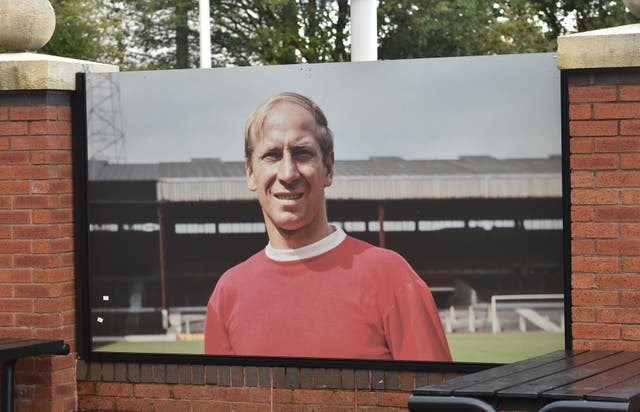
492, 0, 558, 54
377, 0, 555, 60
28, 0, 635, 69
109, 0, 349, 69
378, 0, 637, 60
115, 0, 199, 70
532, 0, 635, 41
211, 0, 349, 66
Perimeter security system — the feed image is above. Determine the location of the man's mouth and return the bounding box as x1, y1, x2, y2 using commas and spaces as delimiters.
275, 193, 303, 200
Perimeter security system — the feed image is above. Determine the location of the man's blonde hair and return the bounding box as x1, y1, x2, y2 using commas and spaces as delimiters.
244, 92, 334, 166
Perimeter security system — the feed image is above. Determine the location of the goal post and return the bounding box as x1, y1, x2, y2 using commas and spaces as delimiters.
490, 294, 564, 334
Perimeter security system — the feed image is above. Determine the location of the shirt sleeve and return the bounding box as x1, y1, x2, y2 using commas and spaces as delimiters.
383, 277, 452, 361
204, 282, 234, 355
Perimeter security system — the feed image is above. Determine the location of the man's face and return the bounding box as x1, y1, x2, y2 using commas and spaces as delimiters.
246, 102, 333, 244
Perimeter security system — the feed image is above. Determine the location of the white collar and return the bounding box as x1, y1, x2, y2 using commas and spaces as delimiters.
265, 226, 347, 262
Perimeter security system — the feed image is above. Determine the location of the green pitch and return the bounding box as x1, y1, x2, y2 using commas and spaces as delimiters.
94, 340, 205, 354
447, 331, 565, 363
94, 331, 564, 364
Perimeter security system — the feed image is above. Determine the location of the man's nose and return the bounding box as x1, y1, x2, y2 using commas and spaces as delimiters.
278, 153, 299, 183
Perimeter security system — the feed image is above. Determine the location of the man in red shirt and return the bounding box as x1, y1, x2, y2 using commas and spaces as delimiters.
204, 92, 451, 361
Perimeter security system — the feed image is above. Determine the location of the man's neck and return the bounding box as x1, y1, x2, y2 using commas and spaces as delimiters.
267, 222, 335, 250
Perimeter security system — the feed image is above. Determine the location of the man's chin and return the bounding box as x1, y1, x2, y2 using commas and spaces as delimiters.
269, 214, 312, 232
274, 221, 307, 233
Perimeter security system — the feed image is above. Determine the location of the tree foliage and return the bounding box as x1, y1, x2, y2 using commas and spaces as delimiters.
5, 0, 635, 69
377, 0, 555, 59
210, 0, 349, 66
114, 0, 200, 70
531, 0, 635, 41
169, 0, 637, 68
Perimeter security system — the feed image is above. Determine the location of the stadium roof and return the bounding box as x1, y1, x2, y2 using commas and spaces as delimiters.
88, 156, 562, 201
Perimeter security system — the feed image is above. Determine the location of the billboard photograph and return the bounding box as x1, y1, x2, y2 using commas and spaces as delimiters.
81, 52, 564, 365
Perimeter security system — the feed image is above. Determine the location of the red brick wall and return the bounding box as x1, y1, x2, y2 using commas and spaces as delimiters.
569, 70, 640, 350
0, 91, 77, 411
75, 365, 455, 411
5, 66, 640, 411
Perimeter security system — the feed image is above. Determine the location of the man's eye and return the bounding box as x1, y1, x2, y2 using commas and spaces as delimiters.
262, 152, 280, 160
294, 150, 313, 160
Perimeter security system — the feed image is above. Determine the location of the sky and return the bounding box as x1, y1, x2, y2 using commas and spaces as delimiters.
86, 52, 561, 163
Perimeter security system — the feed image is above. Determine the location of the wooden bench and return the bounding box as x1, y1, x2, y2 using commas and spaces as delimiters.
0, 338, 70, 412
410, 350, 640, 412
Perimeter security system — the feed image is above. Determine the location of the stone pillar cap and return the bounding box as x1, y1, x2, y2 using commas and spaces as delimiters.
0, 52, 118, 91
557, 23, 640, 69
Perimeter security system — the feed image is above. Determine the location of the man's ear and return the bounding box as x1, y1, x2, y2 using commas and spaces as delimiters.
246, 158, 257, 191
324, 151, 334, 187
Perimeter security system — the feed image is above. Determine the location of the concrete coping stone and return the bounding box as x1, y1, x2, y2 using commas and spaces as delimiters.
557, 23, 640, 70
0, 52, 118, 91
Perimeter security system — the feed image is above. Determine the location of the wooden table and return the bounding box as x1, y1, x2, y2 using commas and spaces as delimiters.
410, 350, 640, 412
0, 339, 69, 412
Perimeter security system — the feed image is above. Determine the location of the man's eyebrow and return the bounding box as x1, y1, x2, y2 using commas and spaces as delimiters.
258, 144, 281, 153
291, 143, 313, 149
290, 138, 317, 149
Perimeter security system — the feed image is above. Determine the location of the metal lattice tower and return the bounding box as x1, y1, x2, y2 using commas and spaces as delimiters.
86, 74, 126, 163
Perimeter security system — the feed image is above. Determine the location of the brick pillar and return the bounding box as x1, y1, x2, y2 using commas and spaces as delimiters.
0, 53, 117, 412
558, 25, 640, 350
